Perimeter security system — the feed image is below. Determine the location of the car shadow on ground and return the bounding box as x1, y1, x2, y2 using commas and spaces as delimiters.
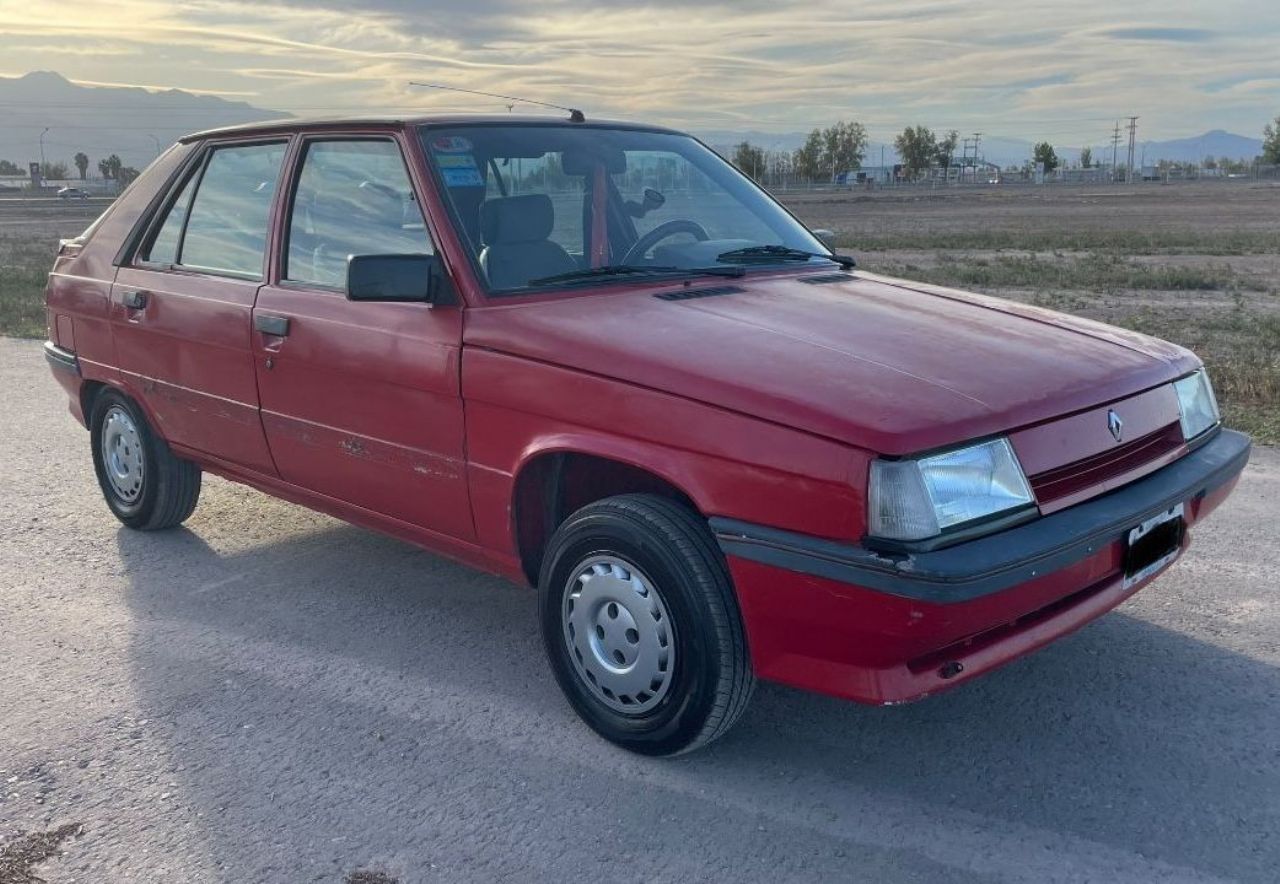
116, 519, 1278, 882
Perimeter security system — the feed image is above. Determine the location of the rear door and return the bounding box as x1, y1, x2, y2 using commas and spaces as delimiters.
112, 139, 287, 474
250, 133, 473, 539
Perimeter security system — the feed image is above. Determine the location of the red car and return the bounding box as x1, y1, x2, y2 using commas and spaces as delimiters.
44, 115, 1249, 755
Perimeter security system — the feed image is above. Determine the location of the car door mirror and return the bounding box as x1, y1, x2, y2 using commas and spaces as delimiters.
346, 254, 443, 303
811, 228, 836, 247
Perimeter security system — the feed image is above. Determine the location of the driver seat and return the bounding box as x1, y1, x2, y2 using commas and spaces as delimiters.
478, 194, 576, 288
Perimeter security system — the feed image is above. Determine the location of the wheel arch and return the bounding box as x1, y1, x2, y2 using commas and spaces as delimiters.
82, 378, 169, 443
511, 444, 706, 586
79, 379, 108, 425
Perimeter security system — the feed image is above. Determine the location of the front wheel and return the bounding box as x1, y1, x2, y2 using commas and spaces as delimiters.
539, 494, 754, 755
90, 389, 201, 530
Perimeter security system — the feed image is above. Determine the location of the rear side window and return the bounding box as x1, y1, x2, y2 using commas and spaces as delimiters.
140, 141, 286, 279
142, 173, 196, 265
285, 139, 432, 289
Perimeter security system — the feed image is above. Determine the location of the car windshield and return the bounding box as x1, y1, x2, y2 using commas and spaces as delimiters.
419, 123, 830, 295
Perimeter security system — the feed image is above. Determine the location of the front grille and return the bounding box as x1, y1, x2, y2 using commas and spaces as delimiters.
1029, 422, 1185, 507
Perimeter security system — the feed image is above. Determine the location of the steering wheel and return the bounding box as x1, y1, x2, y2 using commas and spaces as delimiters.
621, 219, 710, 264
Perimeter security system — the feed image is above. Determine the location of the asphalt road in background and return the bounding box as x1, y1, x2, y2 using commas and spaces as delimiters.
0, 198, 107, 227
2, 336, 1277, 883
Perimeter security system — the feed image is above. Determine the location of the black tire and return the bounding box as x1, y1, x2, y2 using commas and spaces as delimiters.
539, 494, 754, 755
89, 388, 201, 530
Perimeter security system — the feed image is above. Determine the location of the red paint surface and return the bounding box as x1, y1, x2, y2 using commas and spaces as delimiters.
43, 116, 1245, 706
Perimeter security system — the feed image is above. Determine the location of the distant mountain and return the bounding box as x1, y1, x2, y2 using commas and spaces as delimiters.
699, 127, 1264, 170
1081, 129, 1264, 167
0, 71, 287, 173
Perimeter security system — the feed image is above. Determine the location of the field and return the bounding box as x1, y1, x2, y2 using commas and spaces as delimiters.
4, 180, 1278, 440
0, 200, 103, 338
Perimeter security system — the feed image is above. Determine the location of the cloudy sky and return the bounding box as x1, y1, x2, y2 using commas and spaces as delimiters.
1, 0, 1277, 141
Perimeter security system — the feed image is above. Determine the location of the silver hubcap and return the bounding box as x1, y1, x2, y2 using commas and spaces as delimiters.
562, 555, 675, 714
101, 405, 144, 503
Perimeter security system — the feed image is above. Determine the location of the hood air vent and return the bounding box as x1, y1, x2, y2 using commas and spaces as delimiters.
654, 285, 745, 302
799, 273, 853, 285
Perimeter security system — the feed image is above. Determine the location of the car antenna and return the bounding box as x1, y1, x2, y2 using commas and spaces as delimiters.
409, 82, 585, 122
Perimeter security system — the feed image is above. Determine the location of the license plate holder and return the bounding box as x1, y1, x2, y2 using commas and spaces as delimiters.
1123, 503, 1185, 589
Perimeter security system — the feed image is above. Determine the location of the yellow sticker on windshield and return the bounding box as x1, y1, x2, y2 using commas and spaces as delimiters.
436, 154, 478, 169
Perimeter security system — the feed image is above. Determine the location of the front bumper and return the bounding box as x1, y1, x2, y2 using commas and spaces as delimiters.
712, 428, 1251, 704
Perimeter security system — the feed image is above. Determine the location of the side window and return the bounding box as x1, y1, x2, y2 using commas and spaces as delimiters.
176, 142, 286, 278
141, 172, 196, 265
285, 139, 432, 289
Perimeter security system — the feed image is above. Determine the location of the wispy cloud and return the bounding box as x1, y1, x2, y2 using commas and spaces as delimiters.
1100, 27, 1216, 42
1, 0, 1277, 140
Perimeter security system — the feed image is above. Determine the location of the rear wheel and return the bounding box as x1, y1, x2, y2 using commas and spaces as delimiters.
90, 389, 201, 530
539, 494, 754, 755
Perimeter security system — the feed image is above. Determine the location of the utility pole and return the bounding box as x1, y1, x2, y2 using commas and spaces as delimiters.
1126, 116, 1139, 183
959, 133, 981, 182
1110, 121, 1122, 182
39, 126, 50, 170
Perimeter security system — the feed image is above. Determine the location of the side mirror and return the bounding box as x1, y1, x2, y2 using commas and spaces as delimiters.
641, 187, 666, 212
346, 253, 443, 303
811, 228, 836, 247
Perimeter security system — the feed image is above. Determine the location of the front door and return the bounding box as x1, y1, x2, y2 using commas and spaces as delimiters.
111, 139, 288, 474
251, 134, 473, 540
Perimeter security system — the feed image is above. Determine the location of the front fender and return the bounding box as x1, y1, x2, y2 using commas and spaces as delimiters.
461, 347, 867, 557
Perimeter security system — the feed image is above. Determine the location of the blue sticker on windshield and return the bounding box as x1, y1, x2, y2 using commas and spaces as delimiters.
442, 167, 484, 187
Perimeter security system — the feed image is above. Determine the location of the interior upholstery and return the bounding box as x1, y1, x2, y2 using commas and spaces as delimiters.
478, 194, 576, 289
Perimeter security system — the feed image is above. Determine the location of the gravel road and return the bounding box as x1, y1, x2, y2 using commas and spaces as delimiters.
2, 336, 1277, 883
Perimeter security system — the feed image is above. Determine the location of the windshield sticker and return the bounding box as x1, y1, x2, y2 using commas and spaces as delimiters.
435, 153, 479, 170
431, 135, 473, 153
441, 166, 484, 187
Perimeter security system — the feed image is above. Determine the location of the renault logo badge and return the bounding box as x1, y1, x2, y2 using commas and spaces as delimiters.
1108, 410, 1124, 443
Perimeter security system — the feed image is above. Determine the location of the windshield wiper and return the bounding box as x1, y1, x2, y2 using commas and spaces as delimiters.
716, 245, 856, 270
528, 264, 746, 287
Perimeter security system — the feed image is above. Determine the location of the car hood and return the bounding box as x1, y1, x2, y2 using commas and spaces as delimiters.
464, 270, 1197, 454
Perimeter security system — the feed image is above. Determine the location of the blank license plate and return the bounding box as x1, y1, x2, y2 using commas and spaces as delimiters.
1123, 503, 1185, 589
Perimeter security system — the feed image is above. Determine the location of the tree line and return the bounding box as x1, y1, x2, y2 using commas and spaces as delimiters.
731, 120, 869, 182
728, 113, 1280, 182
0, 152, 140, 186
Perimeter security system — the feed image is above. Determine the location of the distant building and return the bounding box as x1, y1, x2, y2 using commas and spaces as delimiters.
839, 165, 898, 185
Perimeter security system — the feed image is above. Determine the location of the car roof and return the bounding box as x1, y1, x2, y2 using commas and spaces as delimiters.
180, 113, 686, 143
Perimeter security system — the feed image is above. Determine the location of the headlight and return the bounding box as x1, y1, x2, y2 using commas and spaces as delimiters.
1173, 369, 1219, 441
869, 437, 1035, 542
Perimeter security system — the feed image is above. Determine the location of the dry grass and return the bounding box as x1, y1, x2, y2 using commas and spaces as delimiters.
0, 234, 50, 339
1120, 309, 1280, 443
837, 229, 1279, 256
861, 252, 1264, 294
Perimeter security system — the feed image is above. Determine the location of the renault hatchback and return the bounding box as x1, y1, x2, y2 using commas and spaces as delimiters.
44, 114, 1250, 754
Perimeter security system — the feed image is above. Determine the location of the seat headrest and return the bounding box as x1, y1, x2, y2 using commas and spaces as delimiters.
481, 194, 555, 245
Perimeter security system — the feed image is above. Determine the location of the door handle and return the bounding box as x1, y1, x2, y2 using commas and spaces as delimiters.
121, 289, 148, 309
254, 313, 290, 337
